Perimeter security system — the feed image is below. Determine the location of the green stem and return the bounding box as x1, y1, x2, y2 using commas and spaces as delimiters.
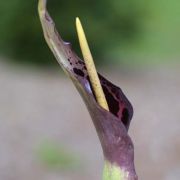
103, 161, 129, 180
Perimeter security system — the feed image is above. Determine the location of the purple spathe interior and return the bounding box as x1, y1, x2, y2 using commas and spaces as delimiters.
65, 47, 133, 131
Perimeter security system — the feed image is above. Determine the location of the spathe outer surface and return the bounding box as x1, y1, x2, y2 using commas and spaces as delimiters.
38, 0, 137, 179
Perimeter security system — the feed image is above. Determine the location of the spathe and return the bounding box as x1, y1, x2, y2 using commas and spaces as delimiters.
38, 0, 137, 179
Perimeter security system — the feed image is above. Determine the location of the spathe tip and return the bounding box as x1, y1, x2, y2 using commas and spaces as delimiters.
38, 0, 47, 13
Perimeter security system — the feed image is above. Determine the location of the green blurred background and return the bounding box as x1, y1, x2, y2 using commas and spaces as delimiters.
0, 0, 179, 67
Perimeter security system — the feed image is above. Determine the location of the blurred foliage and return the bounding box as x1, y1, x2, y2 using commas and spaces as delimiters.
0, 0, 146, 66
37, 141, 80, 170
111, 0, 180, 66
0, 0, 179, 67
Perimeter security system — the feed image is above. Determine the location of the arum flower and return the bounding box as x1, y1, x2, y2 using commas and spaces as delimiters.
38, 0, 138, 179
